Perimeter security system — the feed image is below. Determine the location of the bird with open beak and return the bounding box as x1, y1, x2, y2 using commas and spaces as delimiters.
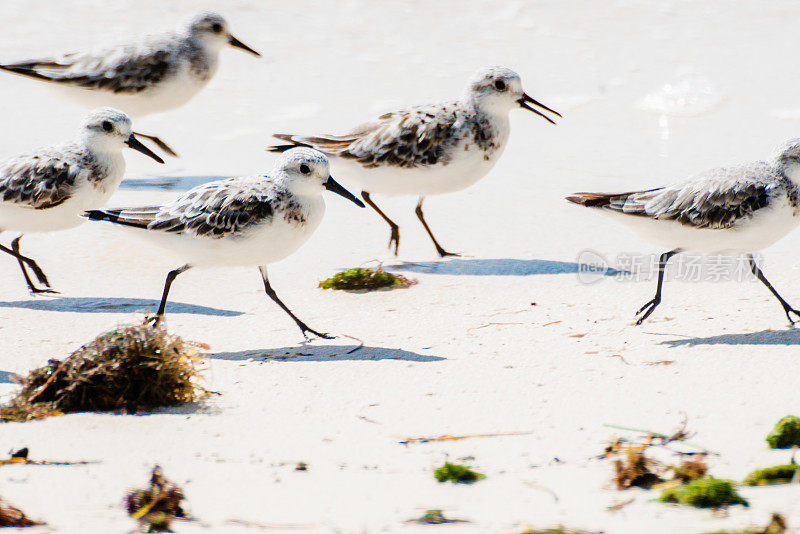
269, 65, 560, 257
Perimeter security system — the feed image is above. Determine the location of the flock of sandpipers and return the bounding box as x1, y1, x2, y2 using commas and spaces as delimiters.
0, 10, 799, 337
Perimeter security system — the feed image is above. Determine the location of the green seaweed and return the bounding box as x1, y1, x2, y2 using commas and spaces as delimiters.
766, 416, 800, 449
743, 464, 800, 486
658, 478, 747, 508
318, 267, 413, 291
434, 462, 485, 484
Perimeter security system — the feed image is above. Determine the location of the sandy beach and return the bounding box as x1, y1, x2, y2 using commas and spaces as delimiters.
2, 1, 800, 532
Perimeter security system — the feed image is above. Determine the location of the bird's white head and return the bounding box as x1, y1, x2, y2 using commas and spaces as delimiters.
185, 11, 261, 57
772, 138, 800, 184
79, 108, 163, 163
463, 65, 560, 124
275, 148, 365, 207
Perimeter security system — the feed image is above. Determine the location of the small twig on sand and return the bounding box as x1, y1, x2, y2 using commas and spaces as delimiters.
523, 481, 560, 503
467, 322, 523, 334
339, 334, 365, 354
399, 431, 532, 445
607, 498, 635, 512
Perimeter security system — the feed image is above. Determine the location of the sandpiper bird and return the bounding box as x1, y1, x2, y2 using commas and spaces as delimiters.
268, 65, 560, 257
84, 148, 365, 338
0, 108, 163, 294
567, 139, 800, 325
0, 11, 260, 117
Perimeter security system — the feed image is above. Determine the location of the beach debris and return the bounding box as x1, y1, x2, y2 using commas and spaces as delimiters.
766, 416, 800, 449
607, 498, 635, 512
434, 462, 485, 484
318, 266, 414, 291
671, 456, 709, 483
611, 444, 665, 489
406, 509, 469, 525
658, 478, 747, 508
701, 513, 787, 534
601, 418, 715, 456
0, 447, 97, 467
125, 466, 187, 532
295, 462, 308, 471
0, 496, 44, 527
0, 322, 207, 422
743, 464, 800, 486
399, 431, 531, 445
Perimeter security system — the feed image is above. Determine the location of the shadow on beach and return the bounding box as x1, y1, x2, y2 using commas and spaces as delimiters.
0, 297, 242, 317
388, 257, 622, 277
661, 328, 800, 347
212, 344, 445, 363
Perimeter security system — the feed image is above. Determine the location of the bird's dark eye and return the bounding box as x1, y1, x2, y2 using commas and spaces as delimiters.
494, 80, 506, 91
211, 22, 223, 33
300, 164, 310, 175
102, 120, 113, 132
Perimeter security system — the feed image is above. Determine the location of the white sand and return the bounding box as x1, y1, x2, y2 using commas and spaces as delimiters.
2, 1, 800, 532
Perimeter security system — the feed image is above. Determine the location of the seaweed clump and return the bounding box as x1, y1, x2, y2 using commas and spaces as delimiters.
743, 464, 800, 486
318, 267, 414, 291
0, 322, 206, 422
0, 496, 44, 527
434, 462, 485, 484
658, 478, 748, 508
671, 456, 709, 483
766, 416, 800, 449
612, 444, 665, 489
125, 466, 187, 532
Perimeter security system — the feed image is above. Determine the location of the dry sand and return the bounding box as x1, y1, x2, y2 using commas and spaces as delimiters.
2, 1, 800, 532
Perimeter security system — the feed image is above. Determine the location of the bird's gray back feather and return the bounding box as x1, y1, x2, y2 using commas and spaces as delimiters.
0, 143, 97, 210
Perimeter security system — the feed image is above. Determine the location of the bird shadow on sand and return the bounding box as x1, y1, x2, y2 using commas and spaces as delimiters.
0, 370, 15, 384
387, 257, 623, 277
660, 328, 800, 347
0, 297, 242, 317
212, 344, 445, 363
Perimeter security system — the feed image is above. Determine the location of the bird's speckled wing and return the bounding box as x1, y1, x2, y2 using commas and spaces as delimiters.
0, 146, 88, 210
96, 178, 297, 238
273, 102, 463, 168
0, 33, 184, 94
570, 163, 782, 229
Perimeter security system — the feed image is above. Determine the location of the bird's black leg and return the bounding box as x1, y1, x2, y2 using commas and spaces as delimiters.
11, 236, 57, 294
749, 254, 800, 324
635, 249, 679, 325
361, 191, 400, 255
415, 197, 459, 258
259, 266, 333, 340
0, 236, 56, 294
151, 264, 192, 326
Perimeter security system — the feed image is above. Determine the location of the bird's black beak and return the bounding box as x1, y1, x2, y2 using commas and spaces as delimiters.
324, 176, 365, 207
517, 92, 561, 125
228, 35, 261, 57
125, 134, 164, 164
